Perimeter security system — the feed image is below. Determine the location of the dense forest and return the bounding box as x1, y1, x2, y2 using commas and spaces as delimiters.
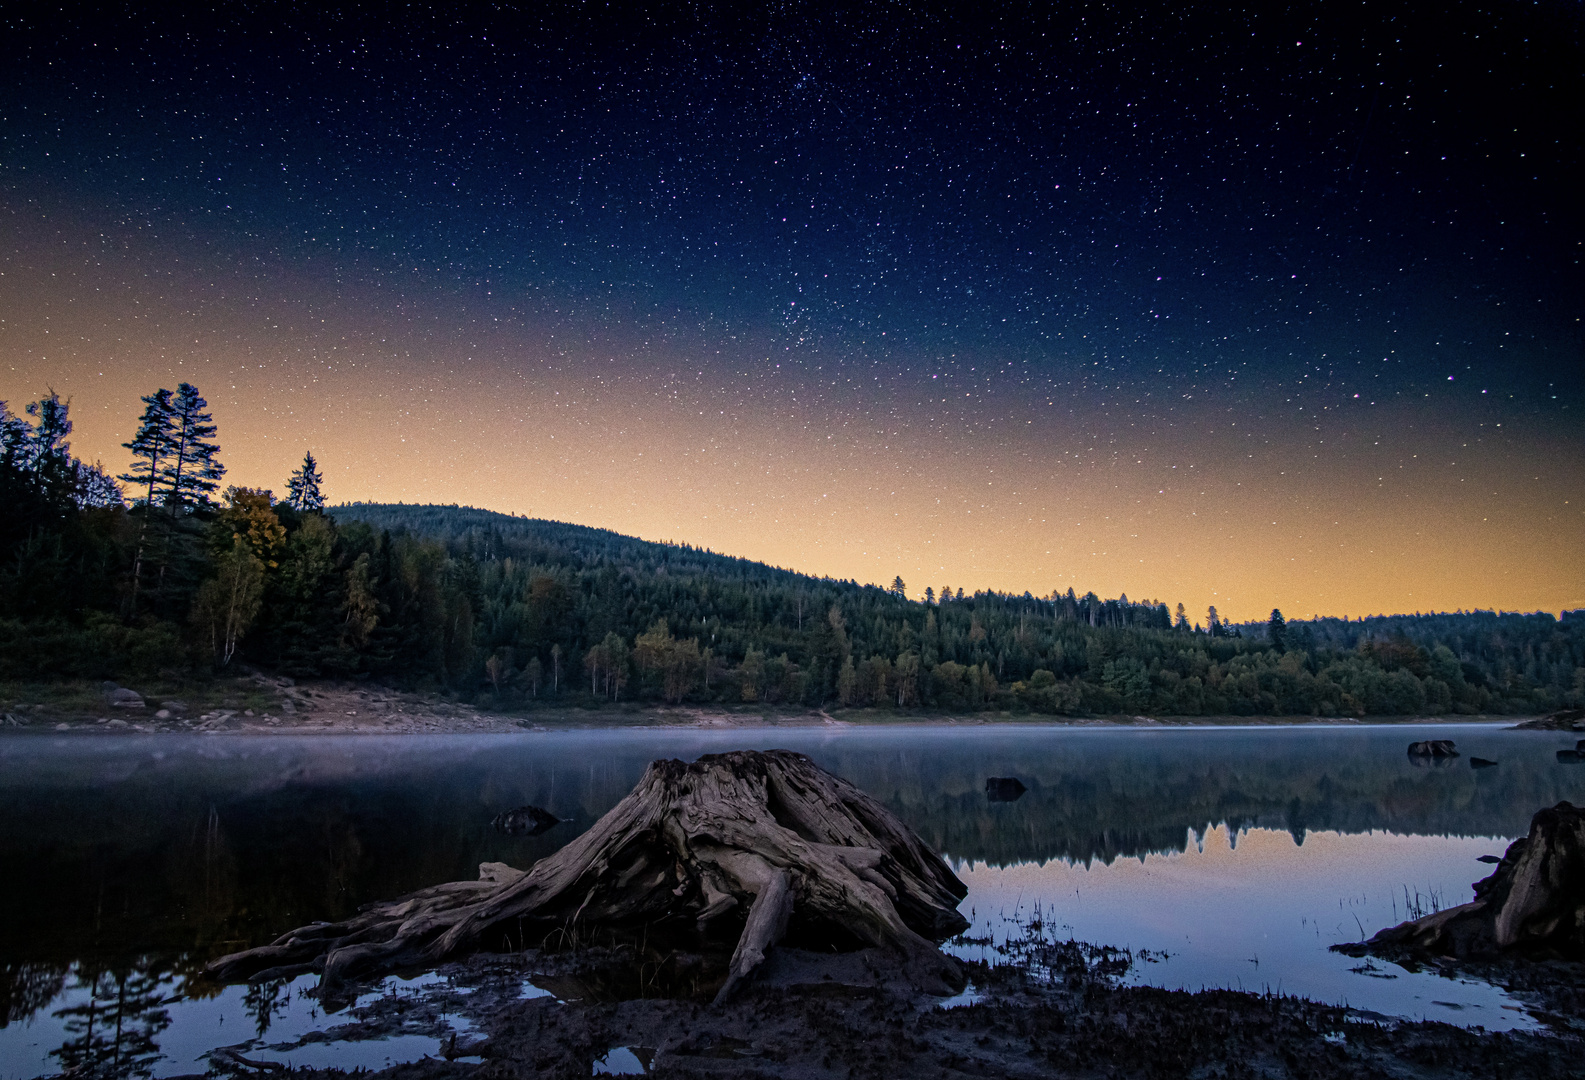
3, 387, 1582, 716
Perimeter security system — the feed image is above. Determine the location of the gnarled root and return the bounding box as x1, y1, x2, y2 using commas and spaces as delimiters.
206, 750, 970, 999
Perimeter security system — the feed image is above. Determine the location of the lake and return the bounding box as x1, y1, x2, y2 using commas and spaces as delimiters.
2, 722, 1581, 1077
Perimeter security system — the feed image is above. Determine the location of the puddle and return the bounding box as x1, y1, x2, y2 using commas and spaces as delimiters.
521, 978, 560, 1001
0, 966, 511, 1079
593, 1045, 656, 1075
936, 983, 985, 1009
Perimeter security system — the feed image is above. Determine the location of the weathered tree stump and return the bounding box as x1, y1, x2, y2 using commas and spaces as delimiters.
206, 750, 970, 1000
1339, 801, 1585, 961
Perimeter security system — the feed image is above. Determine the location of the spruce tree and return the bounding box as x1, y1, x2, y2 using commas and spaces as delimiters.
1267, 608, 1287, 652
160, 383, 225, 512
286, 451, 325, 512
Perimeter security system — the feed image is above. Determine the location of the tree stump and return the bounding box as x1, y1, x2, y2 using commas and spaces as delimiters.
206, 750, 970, 1000
1340, 801, 1585, 960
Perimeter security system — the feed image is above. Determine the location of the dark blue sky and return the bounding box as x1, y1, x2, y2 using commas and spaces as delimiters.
3, 1, 1581, 617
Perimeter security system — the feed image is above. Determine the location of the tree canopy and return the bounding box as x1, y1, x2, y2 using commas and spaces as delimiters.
1, 388, 1582, 717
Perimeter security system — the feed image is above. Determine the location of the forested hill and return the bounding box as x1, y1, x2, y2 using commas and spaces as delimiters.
331, 503, 818, 590
3, 394, 1582, 718
312, 503, 1580, 718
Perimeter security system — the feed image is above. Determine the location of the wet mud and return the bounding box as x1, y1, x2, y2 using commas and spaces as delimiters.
250, 936, 1584, 1080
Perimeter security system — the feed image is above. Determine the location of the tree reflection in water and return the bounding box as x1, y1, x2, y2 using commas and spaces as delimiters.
242, 977, 296, 1039
48, 965, 171, 1079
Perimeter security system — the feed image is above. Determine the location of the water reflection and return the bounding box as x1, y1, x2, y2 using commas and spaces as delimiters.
947, 825, 1536, 1029
0, 964, 476, 1080
0, 722, 1580, 1071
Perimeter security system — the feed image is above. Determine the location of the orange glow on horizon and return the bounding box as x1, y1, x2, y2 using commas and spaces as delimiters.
5, 209, 1581, 624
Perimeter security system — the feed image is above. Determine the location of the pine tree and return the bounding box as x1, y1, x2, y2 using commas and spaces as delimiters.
120, 389, 175, 508
120, 388, 177, 614
286, 451, 326, 512
890, 575, 907, 600
160, 383, 225, 512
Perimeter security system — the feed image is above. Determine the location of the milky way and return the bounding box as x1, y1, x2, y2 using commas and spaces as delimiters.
2, 1, 1580, 620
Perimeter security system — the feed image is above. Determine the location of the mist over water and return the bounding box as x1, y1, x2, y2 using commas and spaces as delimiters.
1, 723, 1582, 1072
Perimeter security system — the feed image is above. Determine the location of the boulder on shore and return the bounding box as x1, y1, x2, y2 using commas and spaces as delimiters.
1342, 801, 1585, 960
105, 686, 145, 709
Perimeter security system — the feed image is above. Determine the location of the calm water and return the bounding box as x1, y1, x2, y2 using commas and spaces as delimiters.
2, 723, 1582, 1076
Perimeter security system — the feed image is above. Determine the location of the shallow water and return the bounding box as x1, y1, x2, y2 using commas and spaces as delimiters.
1, 722, 1581, 1074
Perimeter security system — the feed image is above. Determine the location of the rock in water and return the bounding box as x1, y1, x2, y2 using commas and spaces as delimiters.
985, 777, 1028, 802
491, 804, 561, 836
206, 750, 970, 999
1469, 757, 1499, 769
1406, 739, 1458, 758
1348, 801, 1585, 959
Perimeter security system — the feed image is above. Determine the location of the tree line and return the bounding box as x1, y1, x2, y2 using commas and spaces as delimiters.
3, 387, 1582, 716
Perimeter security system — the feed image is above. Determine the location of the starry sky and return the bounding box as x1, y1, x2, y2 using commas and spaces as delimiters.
3, 1, 1581, 621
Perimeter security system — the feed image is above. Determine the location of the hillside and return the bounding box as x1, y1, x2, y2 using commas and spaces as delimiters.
2, 476, 1580, 716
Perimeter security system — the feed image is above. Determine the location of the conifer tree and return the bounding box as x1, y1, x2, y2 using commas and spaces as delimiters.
286, 451, 326, 512
0, 400, 29, 465
72, 461, 124, 509
160, 383, 225, 512
120, 388, 178, 613
24, 392, 73, 474
120, 389, 175, 508
1267, 608, 1287, 652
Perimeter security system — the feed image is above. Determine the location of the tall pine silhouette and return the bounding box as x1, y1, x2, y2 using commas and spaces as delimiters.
120, 389, 175, 508
161, 383, 225, 512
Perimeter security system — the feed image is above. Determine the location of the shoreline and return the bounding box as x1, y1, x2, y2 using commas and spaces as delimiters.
225, 937, 1585, 1080
0, 676, 1543, 736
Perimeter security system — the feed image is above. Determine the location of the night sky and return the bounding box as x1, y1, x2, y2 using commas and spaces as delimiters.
3, 1, 1580, 621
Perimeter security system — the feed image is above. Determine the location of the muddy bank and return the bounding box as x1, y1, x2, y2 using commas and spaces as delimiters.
242, 938, 1582, 1080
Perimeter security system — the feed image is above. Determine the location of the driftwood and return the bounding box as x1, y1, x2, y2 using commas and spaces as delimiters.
1340, 801, 1585, 960
207, 750, 969, 1000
